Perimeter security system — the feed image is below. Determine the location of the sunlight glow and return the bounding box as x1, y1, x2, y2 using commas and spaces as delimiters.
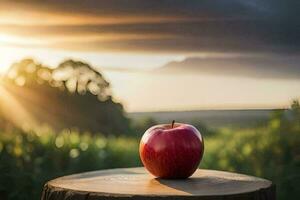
0, 83, 37, 129
0, 34, 44, 46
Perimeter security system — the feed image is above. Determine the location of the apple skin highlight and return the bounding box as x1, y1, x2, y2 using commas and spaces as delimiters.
139, 123, 204, 179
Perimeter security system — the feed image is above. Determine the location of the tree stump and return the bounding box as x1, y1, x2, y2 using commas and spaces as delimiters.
41, 167, 275, 200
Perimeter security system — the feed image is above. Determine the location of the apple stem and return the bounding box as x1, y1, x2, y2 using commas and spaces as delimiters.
171, 120, 175, 128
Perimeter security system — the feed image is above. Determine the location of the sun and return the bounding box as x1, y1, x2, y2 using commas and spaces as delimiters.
0, 33, 45, 46
0, 34, 31, 73
0, 33, 42, 74
0, 46, 18, 74
0, 34, 26, 45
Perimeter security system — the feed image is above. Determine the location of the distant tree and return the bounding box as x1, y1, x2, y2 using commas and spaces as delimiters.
53, 60, 111, 101
3, 58, 131, 135
6, 58, 51, 86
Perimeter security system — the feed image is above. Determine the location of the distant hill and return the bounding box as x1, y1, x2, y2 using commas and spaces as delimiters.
128, 109, 282, 128
157, 55, 300, 79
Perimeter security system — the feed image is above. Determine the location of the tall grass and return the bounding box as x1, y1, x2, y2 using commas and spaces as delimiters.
0, 129, 140, 199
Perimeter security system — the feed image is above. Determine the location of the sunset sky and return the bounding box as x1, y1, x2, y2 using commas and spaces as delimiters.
0, 0, 299, 111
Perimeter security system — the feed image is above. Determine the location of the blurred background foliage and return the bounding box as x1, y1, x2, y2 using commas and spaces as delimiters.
1, 58, 131, 135
0, 59, 299, 200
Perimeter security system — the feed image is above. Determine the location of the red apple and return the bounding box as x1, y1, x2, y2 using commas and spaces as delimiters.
139, 121, 204, 179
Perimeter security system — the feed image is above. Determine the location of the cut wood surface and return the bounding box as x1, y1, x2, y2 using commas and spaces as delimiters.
42, 167, 275, 200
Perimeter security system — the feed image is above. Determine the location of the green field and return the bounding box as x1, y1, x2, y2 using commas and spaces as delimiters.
0, 103, 299, 200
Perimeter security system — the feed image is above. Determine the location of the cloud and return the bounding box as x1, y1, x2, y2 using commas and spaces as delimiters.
0, 0, 299, 53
